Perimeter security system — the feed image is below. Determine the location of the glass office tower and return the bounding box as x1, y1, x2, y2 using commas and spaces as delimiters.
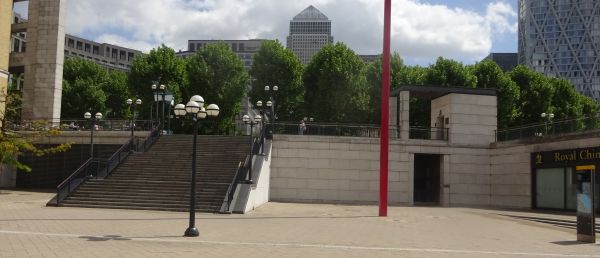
518, 0, 600, 101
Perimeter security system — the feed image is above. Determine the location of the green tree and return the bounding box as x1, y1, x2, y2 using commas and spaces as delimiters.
129, 45, 186, 120
509, 65, 554, 124
1, 92, 70, 172
249, 40, 304, 121
471, 60, 520, 128
185, 43, 248, 134
61, 58, 109, 119
549, 78, 582, 120
103, 71, 131, 119
303, 43, 369, 123
364, 53, 406, 123
425, 57, 477, 87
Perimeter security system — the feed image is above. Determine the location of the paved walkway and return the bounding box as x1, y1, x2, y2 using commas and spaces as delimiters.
0, 189, 598, 258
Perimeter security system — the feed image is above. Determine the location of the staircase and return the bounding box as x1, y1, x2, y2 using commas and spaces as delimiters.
58, 135, 250, 212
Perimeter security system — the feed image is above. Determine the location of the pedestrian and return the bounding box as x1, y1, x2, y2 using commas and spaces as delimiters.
299, 120, 306, 135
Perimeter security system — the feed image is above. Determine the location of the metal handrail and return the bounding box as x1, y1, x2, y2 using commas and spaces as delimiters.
495, 113, 600, 142
8, 120, 155, 131
223, 160, 246, 213
56, 158, 94, 205
222, 130, 264, 213
55, 128, 160, 206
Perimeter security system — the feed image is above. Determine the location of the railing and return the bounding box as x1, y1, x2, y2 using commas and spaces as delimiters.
496, 114, 600, 142
140, 126, 161, 152
55, 158, 95, 205
272, 122, 449, 141
55, 126, 161, 205
6, 120, 154, 131
409, 126, 449, 141
273, 122, 381, 138
222, 128, 265, 213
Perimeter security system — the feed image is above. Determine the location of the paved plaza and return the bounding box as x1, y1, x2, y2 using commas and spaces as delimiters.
0, 189, 598, 258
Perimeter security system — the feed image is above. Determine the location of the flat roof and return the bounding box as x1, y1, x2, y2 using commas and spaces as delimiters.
391, 85, 496, 99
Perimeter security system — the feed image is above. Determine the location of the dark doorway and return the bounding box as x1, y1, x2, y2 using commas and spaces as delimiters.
414, 154, 441, 204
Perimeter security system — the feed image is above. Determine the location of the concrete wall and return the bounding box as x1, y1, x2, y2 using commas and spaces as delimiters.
270, 135, 493, 206
431, 93, 497, 147
0, 0, 10, 128
490, 136, 600, 208
21, 0, 66, 122
25, 130, 151, 145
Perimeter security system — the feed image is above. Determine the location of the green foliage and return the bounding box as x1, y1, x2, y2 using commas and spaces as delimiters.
61, 58, 132, 119
249, 40, 304, 121
185, 43, 248, 134
471, 60, 520, 128
303, 43, 369, 123
364, 53, 406, 123
1, 93, 71, 172
509, 65, 555, 124
104, 71, 131, 119
425, 57, 477, 87
129, 45, 186, 120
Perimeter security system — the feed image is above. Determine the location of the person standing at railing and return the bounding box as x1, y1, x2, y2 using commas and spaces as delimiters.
299, 120, 306, 135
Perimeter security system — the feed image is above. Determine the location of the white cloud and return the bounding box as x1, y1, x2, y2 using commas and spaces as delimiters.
56, 0, 517, 64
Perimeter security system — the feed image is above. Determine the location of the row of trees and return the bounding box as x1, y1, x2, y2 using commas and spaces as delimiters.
57, 40, 598, 131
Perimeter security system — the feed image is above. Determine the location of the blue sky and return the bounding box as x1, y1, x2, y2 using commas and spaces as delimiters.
13, 0, 519, 66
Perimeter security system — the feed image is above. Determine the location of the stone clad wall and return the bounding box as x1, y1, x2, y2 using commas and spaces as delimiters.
490, 136, 600, 208
270, 135, 493, 206
270, 135, 411, 204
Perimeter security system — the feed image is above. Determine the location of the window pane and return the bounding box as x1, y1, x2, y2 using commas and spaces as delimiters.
536, 168, 565, 209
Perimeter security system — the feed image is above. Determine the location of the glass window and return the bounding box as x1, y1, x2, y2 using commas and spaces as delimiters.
536, 168, 565, 209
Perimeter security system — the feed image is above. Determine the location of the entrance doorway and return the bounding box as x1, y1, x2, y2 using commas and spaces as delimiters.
414, 154, 441, 204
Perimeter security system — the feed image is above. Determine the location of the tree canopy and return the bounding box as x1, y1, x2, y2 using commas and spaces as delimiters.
249, 40, 304, 121
303, 43, 369, 123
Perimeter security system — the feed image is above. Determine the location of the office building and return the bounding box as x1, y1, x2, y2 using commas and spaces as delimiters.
286, 5, 333, 64
64, 34, 142, 72
177, 39, 265, 70
483, 53, 518, 72
518, 0, 600, 101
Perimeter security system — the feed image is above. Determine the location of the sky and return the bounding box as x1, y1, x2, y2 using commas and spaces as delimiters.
13, 0, 518, 66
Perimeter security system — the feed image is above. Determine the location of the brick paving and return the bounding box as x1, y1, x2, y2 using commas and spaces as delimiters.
0, 189, 599, 258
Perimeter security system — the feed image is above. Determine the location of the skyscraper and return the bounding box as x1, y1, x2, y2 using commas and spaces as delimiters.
518, 0, 600, 101
287, 5, 333, 64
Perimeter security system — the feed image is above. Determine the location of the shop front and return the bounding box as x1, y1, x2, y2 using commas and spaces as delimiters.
532, 148, 600, 213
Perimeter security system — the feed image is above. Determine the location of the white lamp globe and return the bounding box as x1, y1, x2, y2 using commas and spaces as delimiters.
95, 112, 103, 119
197, 107, 207, 119
136, 99, 142, 105
242, 114, 250, 123
254, 115, 262, 122
206, 104, 220, 117
190, 95, 205, 108
126, 99, 133, 105
186, 101, 200, 114
84, 112, 92, 119
174, 104, 186, 116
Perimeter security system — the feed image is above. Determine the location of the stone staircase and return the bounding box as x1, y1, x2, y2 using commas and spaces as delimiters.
58, 135, 250, 212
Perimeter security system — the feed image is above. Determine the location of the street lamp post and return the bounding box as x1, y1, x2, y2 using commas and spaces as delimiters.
264, 85, 278, 139
159, 84, 166, 134
541, 112, 555, 136
255, 100, 268, 155
151, 84, 158, 127
127, 98, 142, 152
242, 114, 261, 185
84, 111, 102, 178
175, 95, 219, 237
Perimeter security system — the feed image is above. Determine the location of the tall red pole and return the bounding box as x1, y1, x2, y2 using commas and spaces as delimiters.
379, 0, 391, 217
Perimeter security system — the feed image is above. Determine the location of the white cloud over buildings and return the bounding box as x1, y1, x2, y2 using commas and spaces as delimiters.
14, 0, 518, 65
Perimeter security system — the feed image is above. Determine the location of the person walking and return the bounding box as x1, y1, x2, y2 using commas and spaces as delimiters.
299, 120, 306, 135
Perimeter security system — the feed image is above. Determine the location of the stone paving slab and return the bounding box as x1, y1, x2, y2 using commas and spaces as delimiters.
0, 189, 599, 258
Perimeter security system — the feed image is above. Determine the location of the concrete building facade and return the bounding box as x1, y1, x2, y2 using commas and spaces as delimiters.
177, 39, 265, 71
63, 34, 142, 72
484, 53, 518, 72
269, 86, 599, 214
18, 0, 66, 123
0, 1, 12, 128
518, 0, 600, 101
286, 5, 333, 65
